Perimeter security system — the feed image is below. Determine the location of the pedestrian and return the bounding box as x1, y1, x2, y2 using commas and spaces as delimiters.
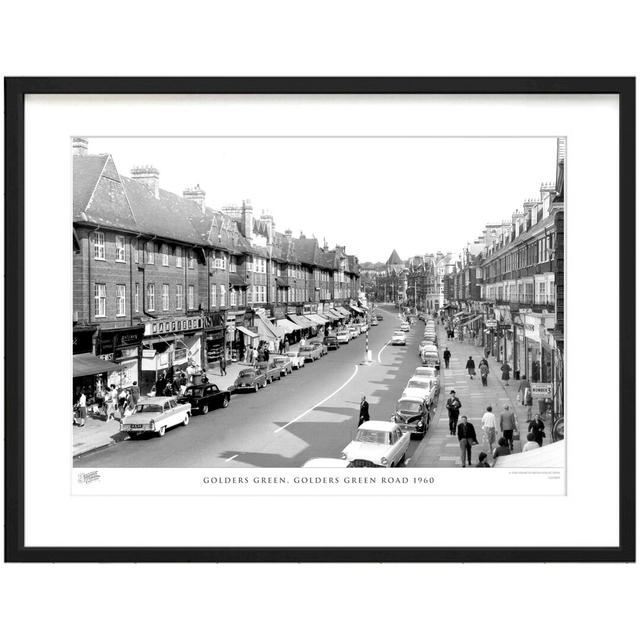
465, 356, 476, 379
484, 347, 490, 359
200, 373, 209, 384
481, 405, 498, 452
528, 413, 546, 448
522, 432, 541, 453
220, 356, 227, 376
76, 388, 87, 427
499, 404, 518, 451
443, 347, 451, 369
358, 396, 370, 426
105, 384, 118, 422
479, 361, 489, 386
252, 347, 259, 364
500, 361, 512, 386
517, 375, 531, 405
263, 346, 270, 362
123, 391, 135, 418
131, 381, 140, 404
284, 339, 290, 352
492, 437, 511, 465
446, 390, 462, 436
475, 451, 491, 468
457, 415, 478, 468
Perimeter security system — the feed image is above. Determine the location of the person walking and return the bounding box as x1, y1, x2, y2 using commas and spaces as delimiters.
500, 361, 512, 386
522, 432, 541, 453
105, 384, 118, 422
220, 356, 227, 376
528, 413, 546, 448
457, 416, 478, 468
492, 437, 511, 465
475, 451, 491, 468
465, 356, 476, 380
499, 404, 518, 451
284, 338, 290, 353
76, 388, 87, 427
443, 347, 451, 369
358, 396, 370, 426
481, 405, 498, 452
252, 347, 259, 364
446, 390, 462, 436
479, 360, 489, 386
131, 381, 140, 404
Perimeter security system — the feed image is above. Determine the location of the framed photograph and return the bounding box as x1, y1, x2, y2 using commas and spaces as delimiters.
5, 77, 635, 562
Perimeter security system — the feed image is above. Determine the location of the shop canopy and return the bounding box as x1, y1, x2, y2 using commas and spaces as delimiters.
255, 315, 280, 341
276, 318, 302, 334
326, 309, 343, 320
336, 307, 351, 317
349, 305, 365, 314
459, 315, 482, 326
73, 353, 122, 378
288, 314, 315, 329
308, 313, 329, 325
236, 326, 259, 339
453, 310, 468, 317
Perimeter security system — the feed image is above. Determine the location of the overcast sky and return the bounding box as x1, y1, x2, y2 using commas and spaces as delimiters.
87, 137, 558, 263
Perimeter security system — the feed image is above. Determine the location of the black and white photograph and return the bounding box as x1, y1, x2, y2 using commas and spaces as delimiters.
71, 135, 565, 474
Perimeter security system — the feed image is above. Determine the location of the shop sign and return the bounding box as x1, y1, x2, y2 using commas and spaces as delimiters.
303, 304, 312, 314
524, 318, 541, 341
286, 305, 298, 314
206, 326, 224, 341
142, 349, 156, 358
116, 347, 138, 361
485, 319, 497, 328
174, 348, 187, 362
204, 312, 224, 329
72, 328, 95, 355
157, 353, 169, 368
98, 353, 114, 361
531, 382, 553, 398
145, 316, 204, 337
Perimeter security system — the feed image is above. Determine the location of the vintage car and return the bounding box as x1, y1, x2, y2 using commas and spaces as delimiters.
376, 314, 384, 321
358, 322, 369, 334
178, 383, 230, 414
121, 396, 191, 438
272, 355, 293, 376
391, 331, 406, 346
336, 329, 351, 344
324, 335, 340, 350
420, 344, 440, 368
393, 394, 430, 439
414, 366, 439, 383
302, 458, 352, 468
257, 360, 282, 383
309, 338, 328, 356
341, 420, 410, 467
370, 318, 379, 327
400, 321, 411, 332
285, 350, 306, 369
347, 325, 360, 340
417, 339, 432, 355
232, 367, 268, 392
402, 376, 438, 407
298, 343, 323, 362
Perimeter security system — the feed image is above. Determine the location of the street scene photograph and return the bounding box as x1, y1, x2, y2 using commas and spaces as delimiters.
72, 135, 565, 470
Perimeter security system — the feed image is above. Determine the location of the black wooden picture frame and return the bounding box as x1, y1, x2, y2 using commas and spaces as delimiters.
4, 77, 635, 562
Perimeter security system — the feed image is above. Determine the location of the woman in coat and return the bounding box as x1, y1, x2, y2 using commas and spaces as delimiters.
501, 362, 512, 386
465, 356, 476, 380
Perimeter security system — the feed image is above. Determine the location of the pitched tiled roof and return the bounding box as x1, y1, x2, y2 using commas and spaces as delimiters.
294, 237, 318, 265
386, 249, 403, 265
73, 154, 109, 219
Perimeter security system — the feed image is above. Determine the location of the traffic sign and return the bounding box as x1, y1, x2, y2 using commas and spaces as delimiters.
531, 382, 553, 398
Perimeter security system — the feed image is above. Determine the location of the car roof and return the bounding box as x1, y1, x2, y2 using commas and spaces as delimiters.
358, 420, 398, 432
239, 368, 256, 374
138, 397, 172, 405
415, 367, 436, 374
407, 376, 429, 384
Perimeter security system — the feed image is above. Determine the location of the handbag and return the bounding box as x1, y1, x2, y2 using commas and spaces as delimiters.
513, 429, 520, 441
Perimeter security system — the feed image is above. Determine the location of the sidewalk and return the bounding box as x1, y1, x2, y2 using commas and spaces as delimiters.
414, 322, 538, 467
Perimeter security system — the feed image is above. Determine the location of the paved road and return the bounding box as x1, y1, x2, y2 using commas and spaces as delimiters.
75, 304, 432, 468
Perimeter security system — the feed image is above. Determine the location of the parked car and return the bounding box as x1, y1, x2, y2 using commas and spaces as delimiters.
417, 339, 431, 355
299, 343, 323, 362
285, 350, 306, 369
376, 314, 384, 321
414, 366, 439, 383
121, 397, 191, 438
400, 321, 410, 332
391, 331, 406, 346
402, 376, 438, 407
348, 325, 360, 340
358, 322, 369, 334
178, 383, 230, 414
371, 318, 379, 327
272, 355, 293, 376
394, 394, 430, 439
336, 330, 350, 344
232, 367, 268, 392
257, 360, 282, 383
309, 338, 328, 356
324, 335, 340, 350
341, 420, 410, 467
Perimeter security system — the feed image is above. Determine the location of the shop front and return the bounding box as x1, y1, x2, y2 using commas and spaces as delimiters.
227, 310, 259, 362
204, 312, 226, 368
95, 325, 145, 390
72, 352, 123, 409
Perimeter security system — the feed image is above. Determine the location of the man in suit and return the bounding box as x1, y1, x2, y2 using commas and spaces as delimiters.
358, 396, 370, 426
457, 415, 479, 467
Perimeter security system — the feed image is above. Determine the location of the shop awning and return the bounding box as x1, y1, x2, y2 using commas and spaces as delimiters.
236, 326, 258, 338
73, 353, 122, 378
229, 273, 248, 287
349, 304, 365, 314
459, 315, 482, 326
276, 318, 302, 334
302, 315, 322, 327
326, 309, 342, 319
308, 313, 329, 325
335, 307, 350, 317
288, 314, 315, 329
255, 315, 280, 341
453, 310, 467, 317
359, 303, 370, 311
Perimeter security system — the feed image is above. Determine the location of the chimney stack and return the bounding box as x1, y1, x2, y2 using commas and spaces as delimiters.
72, 137, 88, 156
183, 184, 206, 213
242, 199, 254, 242
131, 165, 160, 199
260, 212, 274, 245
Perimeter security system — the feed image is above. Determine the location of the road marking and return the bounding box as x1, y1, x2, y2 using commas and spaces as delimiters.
377, 340, 390, 363
225, 454, 238, 462
274, 364, 360, 433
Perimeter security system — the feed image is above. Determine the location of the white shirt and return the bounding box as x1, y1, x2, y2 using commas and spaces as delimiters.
481, 411, 498, 431
78, 393, 86, 407
522, 441, 541, 453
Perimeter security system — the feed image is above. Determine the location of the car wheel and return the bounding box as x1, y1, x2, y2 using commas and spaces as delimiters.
262, 379, 267, 388
222, 396, 229, 408
398, 453, 406, 466
254, 384, 259, 393
128, 432, 138, 440
201, 405, 209, 415
183, 413, 190, 426
157, 425, 166, 437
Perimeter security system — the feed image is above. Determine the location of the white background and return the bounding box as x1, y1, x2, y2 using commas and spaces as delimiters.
1, 2, 638, 640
